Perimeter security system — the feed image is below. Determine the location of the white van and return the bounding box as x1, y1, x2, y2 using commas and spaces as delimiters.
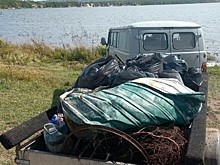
101, 21, 207, 72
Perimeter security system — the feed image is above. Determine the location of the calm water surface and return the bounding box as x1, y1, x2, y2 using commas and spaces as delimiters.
0, 3, 220, 60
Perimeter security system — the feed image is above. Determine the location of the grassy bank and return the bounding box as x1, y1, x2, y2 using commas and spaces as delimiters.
0, 39, 220, 164
0, 39, 104, 164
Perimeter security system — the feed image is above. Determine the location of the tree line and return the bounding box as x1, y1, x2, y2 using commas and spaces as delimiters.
0, 0, 219, 9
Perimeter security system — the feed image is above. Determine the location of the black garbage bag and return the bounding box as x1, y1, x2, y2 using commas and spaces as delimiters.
144, 71, 156, 78
126, 53, 164, 73
181, 67, 203, 91
74, 57, 121, 89
158, 69, 184, 85
163, 55, 188, 72
109, 66, 154, 88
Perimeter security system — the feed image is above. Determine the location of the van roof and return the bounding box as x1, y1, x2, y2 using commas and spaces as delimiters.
110, 21, 201, 29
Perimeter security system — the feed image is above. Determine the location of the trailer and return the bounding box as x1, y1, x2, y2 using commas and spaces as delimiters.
1, 72, 218, 165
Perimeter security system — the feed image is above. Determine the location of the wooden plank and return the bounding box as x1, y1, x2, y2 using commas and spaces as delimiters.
0, 106, 57, 149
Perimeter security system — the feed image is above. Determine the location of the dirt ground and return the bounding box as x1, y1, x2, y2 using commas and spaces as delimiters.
206, 99, 220, 129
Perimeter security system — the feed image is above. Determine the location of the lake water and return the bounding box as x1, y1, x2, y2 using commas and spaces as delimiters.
0, 3, 220, 61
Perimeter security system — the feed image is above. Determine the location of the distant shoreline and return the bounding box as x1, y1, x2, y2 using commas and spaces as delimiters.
0, 1, 220, 9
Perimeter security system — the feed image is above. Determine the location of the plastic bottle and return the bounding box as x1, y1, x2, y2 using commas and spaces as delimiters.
43, 123, 67, 153
49, 114, 58, 124
50, 113, 69, 135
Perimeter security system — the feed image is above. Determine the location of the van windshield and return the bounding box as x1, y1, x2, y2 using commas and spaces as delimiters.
143, 33, 168, 50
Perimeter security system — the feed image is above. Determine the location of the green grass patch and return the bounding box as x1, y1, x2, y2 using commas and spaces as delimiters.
0, 64, 81, 164
0, 64, 81, 130
207, 66, 220, 100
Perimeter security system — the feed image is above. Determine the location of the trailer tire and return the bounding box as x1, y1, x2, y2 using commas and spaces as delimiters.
204, 128, 220, 165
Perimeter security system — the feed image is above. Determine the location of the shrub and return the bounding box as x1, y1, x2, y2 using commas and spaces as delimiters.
207, 55, 216, 61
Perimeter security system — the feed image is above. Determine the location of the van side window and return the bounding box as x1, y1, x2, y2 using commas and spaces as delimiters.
108, 32, 118, 47
143, 33, 167, 50
113, 32, 118, 47
173, 32, 195, 49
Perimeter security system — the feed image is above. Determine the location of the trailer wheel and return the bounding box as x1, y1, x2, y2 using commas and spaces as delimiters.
204, 128, 220, 165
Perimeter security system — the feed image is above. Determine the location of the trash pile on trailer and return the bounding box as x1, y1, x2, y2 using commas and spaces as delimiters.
46, 53, 205, 165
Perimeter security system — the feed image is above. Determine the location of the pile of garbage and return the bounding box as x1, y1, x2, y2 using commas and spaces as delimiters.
73, 53, 203, 91
45, 53, 205, 165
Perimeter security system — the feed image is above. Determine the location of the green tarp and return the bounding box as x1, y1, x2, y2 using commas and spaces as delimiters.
60, 78, 205, 131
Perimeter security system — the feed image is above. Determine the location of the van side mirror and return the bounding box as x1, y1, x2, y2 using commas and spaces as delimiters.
101, 37, 107, 45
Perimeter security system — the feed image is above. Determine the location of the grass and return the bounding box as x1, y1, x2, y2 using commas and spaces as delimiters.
207, 66, 220, 101
0, 64, 79, 127
0, 39, 104, 65
0, 39, 104, 164
0, 64, 83, 165
206, 66, 220, 129
0, 39, 220, 164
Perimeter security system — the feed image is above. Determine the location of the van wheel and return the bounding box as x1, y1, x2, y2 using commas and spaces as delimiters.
204, 128, 220, 165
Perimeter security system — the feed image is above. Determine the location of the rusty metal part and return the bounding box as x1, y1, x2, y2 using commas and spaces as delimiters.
63, 125, 150, 164
131, 126, 188, 165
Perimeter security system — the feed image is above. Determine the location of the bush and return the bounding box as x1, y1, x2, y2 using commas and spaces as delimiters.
95, 45, 106, 57
207, 55, 216, 61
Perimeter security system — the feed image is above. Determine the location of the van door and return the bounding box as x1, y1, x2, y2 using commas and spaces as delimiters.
169, 29, 200, 68
113, 29, 132, 62
139, 29, 170, 55
107, 29, 136, 63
